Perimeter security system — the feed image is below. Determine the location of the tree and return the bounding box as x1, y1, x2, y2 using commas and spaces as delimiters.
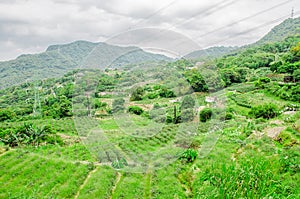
199, 108, 212, 122
184, 69, 208, 92
249, 104, 279, 119
112, 98, 125, 113
130, 87, 144, 101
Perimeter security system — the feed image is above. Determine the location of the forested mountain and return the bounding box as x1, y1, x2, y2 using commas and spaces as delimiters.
0, 41, 171, 89
256, 16, 300, 45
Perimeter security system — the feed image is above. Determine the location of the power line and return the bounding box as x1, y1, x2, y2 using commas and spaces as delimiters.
183, 10, 300, 56
124, 0, 238, 49
199, 0, 294, 38
170, 0, 236, 29
128, 0, 179, 30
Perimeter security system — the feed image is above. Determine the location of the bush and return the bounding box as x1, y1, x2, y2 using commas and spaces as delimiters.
159, 88, 176, 98
199, 108, 212, 122
112, 98, 125, 113
128, 106, 144, 115
225, 113, 233, 120
0, 109, 16, 122
0, 123, 62, 147
181, 108, 194, 122
130, 87, 144, 101
249, 103, 279, 119
180, 148, 198, 162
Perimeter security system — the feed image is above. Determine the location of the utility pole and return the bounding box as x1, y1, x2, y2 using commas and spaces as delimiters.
33, 83, 41, 117
291, 7, 294, 18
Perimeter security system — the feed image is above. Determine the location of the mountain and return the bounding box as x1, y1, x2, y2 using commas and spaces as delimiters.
256, 16, 300, 45
184, 46, 238, 60
0, 41, 171, 89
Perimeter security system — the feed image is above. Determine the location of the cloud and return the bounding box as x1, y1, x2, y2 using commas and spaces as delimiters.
0, 0, 299, 60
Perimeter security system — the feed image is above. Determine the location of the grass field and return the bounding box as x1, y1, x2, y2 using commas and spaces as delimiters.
0, 83, 299, 198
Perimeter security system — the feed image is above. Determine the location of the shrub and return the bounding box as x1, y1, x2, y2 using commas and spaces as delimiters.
111, 157, 128, 169
199, 108, 212, 122
130, 87, 144, 101
181, 108, 194, 122
0, 123, 62, 147
112, 98, 125, 113
180, 95, 195, 111
159, 88, 176, 98
128, 106, 144, 115
225, 113, 233, 120
180, 148, 198, 162
249, 103, 279, 119
0, 109, 16, 122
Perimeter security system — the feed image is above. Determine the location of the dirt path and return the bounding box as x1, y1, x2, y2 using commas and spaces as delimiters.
144, 168, 152, 199
110, 172, 122, 199
265, 126, 285, 139
0, 148, 11, 157
74, 167, 98, 199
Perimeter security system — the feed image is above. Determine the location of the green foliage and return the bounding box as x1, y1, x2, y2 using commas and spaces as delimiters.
275, 129, 299, 147
225, 113, 233, 120
180, 108, 194, 122
199, 108, 212, 122
266, 82, 300, 102
0, 108, 16, 122
293, 68, 300, 81
194, 155, 291, 198
279, 148, 300, 174
0, 123, 62, 147
130, 86, 144, 101
180, 148, 198, 162
111, 157, 128, 169
97, 74, 116, 92
184, 69, 208, 92
228, 92, 252, 108
128, 106, 144, 115
180, 95, 195, 110
158, 87, 176, 98
254, 77, 271, 88
112, 98, 125, 113
249, 103, 279, 119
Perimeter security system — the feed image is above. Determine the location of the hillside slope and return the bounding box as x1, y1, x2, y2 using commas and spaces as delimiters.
256, 16, 300, 44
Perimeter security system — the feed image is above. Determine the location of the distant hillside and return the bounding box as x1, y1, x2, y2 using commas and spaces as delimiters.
0, 41, 171, 89
256, 16, 300, 44
184, 46, 238, 60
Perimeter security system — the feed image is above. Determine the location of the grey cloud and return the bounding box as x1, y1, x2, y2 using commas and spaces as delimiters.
0, 0, 299, 60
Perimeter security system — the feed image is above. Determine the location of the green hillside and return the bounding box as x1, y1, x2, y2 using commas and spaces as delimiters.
0, 31, 300, 198
256, 16, 300, 44
0, 41, 171, 90
185, 46, 238, 60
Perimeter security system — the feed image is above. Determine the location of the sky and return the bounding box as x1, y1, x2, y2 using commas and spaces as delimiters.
0, 0, 299, 61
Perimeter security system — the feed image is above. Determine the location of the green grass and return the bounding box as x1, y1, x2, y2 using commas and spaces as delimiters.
78, 166, 117, 199
0, 150, 92, 199
151, 165, 186, 198
112, 172, 146, 199
1, 82, 300, 198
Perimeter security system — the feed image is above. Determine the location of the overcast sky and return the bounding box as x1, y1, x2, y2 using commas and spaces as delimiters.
0, 0, 299, 61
